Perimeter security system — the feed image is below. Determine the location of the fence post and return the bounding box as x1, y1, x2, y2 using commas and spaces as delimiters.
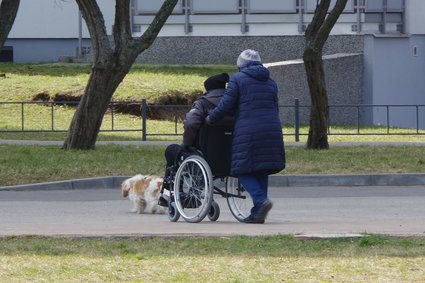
294, 98, 300, 142
111, 101, 114, 131
21, 103, 24, 131
174, 110, 178, 134
51, 102, 54, 130
386, 105, 390, 134
141, 99, 147, 141
357, 105, 360, 134
416, 106, 419, 134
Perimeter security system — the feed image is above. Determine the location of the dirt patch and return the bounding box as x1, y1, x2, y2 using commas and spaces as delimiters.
32, 90, 82, 104
32, 91, 51, 102
31, 90, 202, 121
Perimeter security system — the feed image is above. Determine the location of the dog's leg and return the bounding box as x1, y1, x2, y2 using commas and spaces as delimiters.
131, 204, 137, 213
136, 198, 147, 214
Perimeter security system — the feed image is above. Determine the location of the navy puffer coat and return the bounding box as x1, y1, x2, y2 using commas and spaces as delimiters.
208, 61, 285, 176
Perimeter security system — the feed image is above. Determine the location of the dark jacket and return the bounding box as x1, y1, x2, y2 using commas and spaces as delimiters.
208, 61, 285, 176
183, 88, 224, 146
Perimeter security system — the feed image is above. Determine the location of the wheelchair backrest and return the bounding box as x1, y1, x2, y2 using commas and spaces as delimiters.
197, 117, 234, 177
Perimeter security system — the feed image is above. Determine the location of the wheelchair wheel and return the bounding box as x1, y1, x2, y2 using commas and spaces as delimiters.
225, 177, 252, 222
207, 200, 220, 222
167, 202, 180, 222
173, 155, 213, 223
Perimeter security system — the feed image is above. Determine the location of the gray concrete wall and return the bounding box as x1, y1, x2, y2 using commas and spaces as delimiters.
136, 35, 364, 64
266, 53, 363, 126
363, 34, 425, 130
5, 35, 363, 64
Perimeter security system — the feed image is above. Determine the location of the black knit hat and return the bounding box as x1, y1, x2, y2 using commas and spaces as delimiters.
204, 73, 230, 91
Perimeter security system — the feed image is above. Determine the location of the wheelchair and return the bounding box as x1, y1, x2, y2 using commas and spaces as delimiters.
159, 119, 252, 223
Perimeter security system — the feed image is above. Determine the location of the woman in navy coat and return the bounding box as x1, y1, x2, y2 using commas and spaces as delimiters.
207, 49, 286, 223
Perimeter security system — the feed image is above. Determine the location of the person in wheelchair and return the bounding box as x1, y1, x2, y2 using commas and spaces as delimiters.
159, 73, 230, 206
206, 49, 286, 224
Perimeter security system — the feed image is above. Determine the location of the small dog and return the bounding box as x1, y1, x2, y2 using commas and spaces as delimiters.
121, 175, 166, 214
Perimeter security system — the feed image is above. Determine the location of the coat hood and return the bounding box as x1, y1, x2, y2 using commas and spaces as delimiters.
240, 61, 270, 82
204, 88, 225, 106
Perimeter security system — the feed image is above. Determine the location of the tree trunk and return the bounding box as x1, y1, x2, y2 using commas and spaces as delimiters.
303, 0, 348, 149
62, 0, 178, 150
304, 49, 329, 149
0, 0, 20, 50
62, 58, 131, 150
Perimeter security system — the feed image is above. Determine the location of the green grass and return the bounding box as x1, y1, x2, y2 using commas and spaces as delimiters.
0, 63, 237, 102
0, 102, 423, 142
1, 144, 425, 187
0, 235, 424, 282
0, 144, 164, 186
0, 102, 181, 141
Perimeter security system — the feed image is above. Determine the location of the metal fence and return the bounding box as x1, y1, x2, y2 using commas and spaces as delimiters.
0, 99, 424, 142
287, 99, 425, 142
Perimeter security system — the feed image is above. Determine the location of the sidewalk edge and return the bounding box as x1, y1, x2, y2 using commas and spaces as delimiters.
1, 173, 425, 191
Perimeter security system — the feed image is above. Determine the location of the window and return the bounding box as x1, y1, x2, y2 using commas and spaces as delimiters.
0, 46, 13, 62
247, 0, 297, 14
191, 0, 239, 14
135, 0, 183, 15
305, 0, 355, 13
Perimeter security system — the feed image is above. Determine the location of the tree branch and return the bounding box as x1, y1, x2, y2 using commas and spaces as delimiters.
133, 0, 178, 54
314, 0, 348, 48
113, 0, 132, 52
75, 0, 112, 61
305, 0, 331, 41
0, 0, 20, 50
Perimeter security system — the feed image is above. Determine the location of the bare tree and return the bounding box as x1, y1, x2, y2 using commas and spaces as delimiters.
303, 0, 348, 149
62, 0, 178, 150
0, 0, 20, 50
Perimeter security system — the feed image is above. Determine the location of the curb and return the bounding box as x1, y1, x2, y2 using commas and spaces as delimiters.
1, 173, 425, 191
268, 173, 425, 187
0, 176, 128, 191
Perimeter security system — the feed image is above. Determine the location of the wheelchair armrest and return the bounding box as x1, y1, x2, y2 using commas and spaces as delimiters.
206, 116, 234, 127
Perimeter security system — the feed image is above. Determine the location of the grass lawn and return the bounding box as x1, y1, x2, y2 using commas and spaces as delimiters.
1, 62, 424, 142
0, 235, 424, 282
1, 63, 424, 186
1, 144, 425, 187
0, 63, 237, 102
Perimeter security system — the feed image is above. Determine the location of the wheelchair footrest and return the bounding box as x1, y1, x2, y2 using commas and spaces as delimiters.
158, 194, 170, 207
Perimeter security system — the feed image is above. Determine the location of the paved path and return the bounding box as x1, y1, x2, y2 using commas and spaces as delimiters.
1, 185, 424, 237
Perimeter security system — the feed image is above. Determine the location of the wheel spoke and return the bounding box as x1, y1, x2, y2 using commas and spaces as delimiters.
173, 155, 213, 223
226, 177, 252, 222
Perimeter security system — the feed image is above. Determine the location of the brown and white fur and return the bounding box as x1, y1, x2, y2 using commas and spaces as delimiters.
121, 175, 165, 214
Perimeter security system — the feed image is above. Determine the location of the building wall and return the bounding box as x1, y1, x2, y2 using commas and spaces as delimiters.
133, 0, 405, 36
406, 0, 425, 34
4, 39, 91, 63
266, 53, 363, 126
3, 0, 406, 63
363, 34, 425, 129
8, 0, 114, 38
5, 35, 363, 64
5, 0, 112, 62
135, 35, 364, 64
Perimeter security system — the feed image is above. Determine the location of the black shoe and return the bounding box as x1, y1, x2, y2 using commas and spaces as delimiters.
255, 199, 273, 223
242, 214, 264, 224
